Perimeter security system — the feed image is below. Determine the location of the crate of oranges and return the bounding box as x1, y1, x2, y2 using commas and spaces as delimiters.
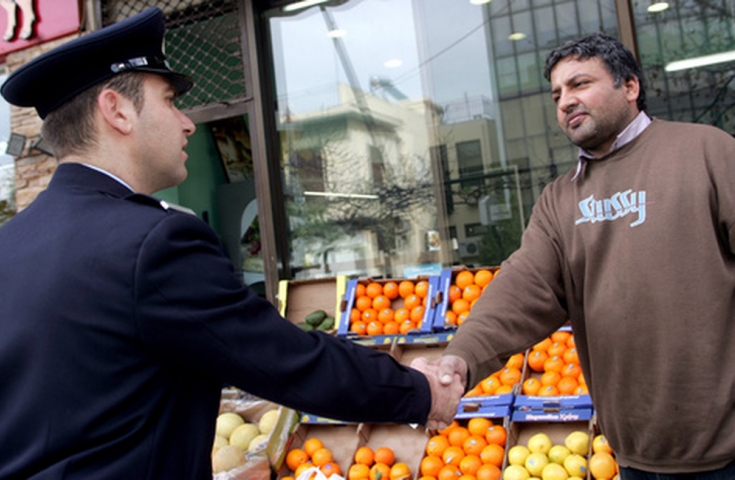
460, 352, 525, 409
280, 423, 362, 480
419, 416, 509, 480
513, 327, 593, 416
345, 423, 427, 480
337, 277, 441, 339
434, 267, 499, 332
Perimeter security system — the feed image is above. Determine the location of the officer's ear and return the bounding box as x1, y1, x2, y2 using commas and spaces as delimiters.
97, 87, 135, 135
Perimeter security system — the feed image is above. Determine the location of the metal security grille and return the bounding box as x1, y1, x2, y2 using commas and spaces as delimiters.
101, 0, 247, 111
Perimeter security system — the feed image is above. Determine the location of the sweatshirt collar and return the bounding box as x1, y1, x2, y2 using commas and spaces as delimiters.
571, 112, 652, 181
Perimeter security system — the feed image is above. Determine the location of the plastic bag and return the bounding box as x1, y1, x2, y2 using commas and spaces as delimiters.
296, 466, 345, 480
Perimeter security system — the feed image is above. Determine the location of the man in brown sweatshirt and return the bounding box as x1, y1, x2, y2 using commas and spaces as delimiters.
434, 33, 735, 477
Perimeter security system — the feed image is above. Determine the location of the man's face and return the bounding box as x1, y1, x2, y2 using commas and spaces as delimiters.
134, 74, 195, 194
550, 56, 640, 158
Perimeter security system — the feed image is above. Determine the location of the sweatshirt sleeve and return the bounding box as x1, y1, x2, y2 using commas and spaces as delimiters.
444, 185, 570, 388
132, 212, 431, 425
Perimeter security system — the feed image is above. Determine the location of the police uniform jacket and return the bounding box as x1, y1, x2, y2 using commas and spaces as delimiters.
0, 163, 431, 479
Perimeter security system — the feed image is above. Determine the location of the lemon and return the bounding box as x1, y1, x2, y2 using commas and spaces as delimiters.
562, 454, 587, 477
541, 462, 569, 480
527, 433, 553, 455
503, 465, 531, 480
230, 423, 261, 451
216, 412, 245, 439
508, 445, 531, 466
525, 452, 549, 476
259, 409, 280, 435
564, 431, 589, 456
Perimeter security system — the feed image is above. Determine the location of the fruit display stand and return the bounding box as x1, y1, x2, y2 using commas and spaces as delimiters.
278, 277, 348, 333
353, 422, 430, 480
214, 394, 300, 479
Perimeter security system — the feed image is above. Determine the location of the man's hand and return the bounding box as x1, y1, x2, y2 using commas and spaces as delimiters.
410, 356, 467, 430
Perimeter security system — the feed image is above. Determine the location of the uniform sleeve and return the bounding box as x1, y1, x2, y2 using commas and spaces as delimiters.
132, 212, 431, 425
444, 187, 570, 388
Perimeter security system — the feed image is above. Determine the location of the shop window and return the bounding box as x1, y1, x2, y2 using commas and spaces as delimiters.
457, 140, 483, 189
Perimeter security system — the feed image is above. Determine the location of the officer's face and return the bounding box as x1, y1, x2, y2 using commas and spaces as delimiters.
134, 74, 195, 194
550, 56, 640, 158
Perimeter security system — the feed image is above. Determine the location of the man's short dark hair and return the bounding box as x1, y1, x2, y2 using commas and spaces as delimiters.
41, 72, 146, 159
544, 32, 646, 112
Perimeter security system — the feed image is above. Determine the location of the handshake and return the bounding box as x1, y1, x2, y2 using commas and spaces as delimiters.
410, 355, 469, 430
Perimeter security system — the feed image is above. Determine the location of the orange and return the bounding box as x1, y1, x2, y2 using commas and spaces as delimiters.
505, 353, 524, 370
355, 295, 373, 312
475, 464, 501, 480
557, 376, 579, 395
350, 321, 367, 335
551, 330, 572, 345
355, 283, 366, 298
362, 308, 378, 323
390, 462, 412, 480
494, 385, 513, 394
366, 321, 384, 336
463, 385, 484, 397
540, 370, 561, 387
442, 446, 465, 466
547, 341, 567, 358
374, 447, 395, 466
479, 375, 501, 395
563, 347, 579, 365
399, 319, 416, 334
415, 280, 430, 298
454, 271, 475, 290
321, 462, 342, 477
370, 463, 391, 480
589, 452, 617, 479
437, 465, 462, 480
282, 477, 295, 480
373, 295, 392, 312
462, 435, 487, 456
538, 385, 560, 396
467, 417, 492, 437
448, 427, 471, 448
533, 337, 552, 352
404, 294, 422, 311
286, 448, 310, 471
398, 281, 415, 299
561, 362, 582, 379
394, 308, 410, 323
574, 384, 589, 394
459, 454, 482, 476
418, 477, 436, 480
473, 269, 494, 287
451, 299, 471, 316
462, 284, 482, 303
355, 446, 375, 466
543, 355, 565, 374
498, 367, 521, 386
448, 285, 462, 303
527, 350, 548, 372
377, 308, 395, 324
312, 447, 334, 467
420, 455, 444, 477
522, 377, 542, 396
383, 281, 399, 300
426, 435, 450, 457
457, 312, 470, 326
366, 282, 383, 299
350, 308, 362, 323
383, 321, 400, 335
484, 426, 506, 447
445, 310, 458, 326
349, 463, 371, 480
438, 420, 458, 436
566, 335, 576, 349
578, 372, 587, 385
303, 438, 324, 458
410, 305, 425, 323
479, 444, 504, 467
295, 462, 316, 479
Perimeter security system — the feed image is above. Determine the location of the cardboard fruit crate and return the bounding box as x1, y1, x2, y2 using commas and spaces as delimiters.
337, 277, 440, 338
433, 266, 500, 332
503, 416, 595, 478
514, 326, 593, 412
277, 276, 348, 333
278, 422, 362, 479
351, 423, 430, 480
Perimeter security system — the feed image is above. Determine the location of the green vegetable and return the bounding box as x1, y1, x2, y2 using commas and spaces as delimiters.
317, 316, 335, 331
296, 322, 313, 331
305, 310, 328, 326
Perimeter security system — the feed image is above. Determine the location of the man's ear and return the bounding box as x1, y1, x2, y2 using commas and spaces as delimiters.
623, 76, 640, 105
97, 88, 135, 135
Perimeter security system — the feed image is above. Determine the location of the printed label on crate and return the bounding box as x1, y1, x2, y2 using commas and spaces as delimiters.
454, 403, 511, 419
514, 394, 593, 409
299, 413, 357, 425
511, 407, 594, 422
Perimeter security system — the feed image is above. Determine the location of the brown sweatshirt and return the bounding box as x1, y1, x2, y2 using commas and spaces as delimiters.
445, 119, 735, 472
